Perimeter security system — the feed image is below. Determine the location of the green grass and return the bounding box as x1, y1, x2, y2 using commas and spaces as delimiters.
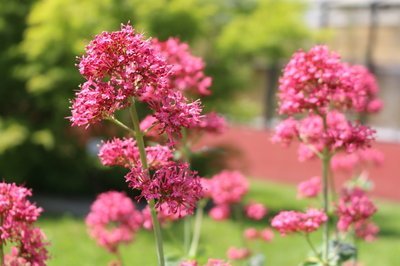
38, 180, 400, 266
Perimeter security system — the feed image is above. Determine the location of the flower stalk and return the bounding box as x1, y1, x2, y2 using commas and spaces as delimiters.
129, 98, 165, 266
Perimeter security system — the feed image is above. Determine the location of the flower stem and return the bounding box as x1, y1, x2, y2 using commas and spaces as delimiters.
188, 200, 206, 258
305, 233, 321, 261
322, 147, 331, 265
129, 98, 164, 266
107, 116, 136, 136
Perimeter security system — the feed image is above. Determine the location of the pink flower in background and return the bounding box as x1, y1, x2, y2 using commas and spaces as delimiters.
349, 65, 382, 114
180, 260, 198, 266
245, 202, 268, 220
209, 205, 230, 221
243, 227, 259, 240
331, 148, 384, 173
226, 247, 251, 260
205, 259, 232, 266
86, 191, 142, 253
197, 112, 227, 134
354, 220, 379, 242
127, 163, 202, 216
260, 228, 275, 242
271, 209, 327, 235
152, 37, 212, 96
271, 117, 298, 146
208, 171, 249, 205
297, 177, 321, 198
336, 188, 377, 232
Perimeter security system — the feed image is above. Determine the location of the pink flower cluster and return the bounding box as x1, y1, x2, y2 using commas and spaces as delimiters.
86, 191, 142, 253
354, 220, 379, 242
331, 148, 384, 173
244, 202, 268, 220
278, 46, 381, 115
0, 182, 48, 265
202, 171, 249, 221
349, 65, 383, 113
69, 24, 202, 140
297, 176, 321, 199
126, 163, 202, 216
336, 188, 377, 232
226, 247, 251, 260
271, 208, 327, 235
243, 227, 274, 242
205, 171, 249, 205
196, 112, 227, 134
152, 37, 212, 96
98, 137, 173, 169
273, 111, 375, 160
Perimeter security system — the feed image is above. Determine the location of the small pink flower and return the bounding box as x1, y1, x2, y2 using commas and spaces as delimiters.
197, 112, 227, 134
297, 176, 321, 199
208, 171, 249, 205
243, 228, 259, 240
245, 202, 268, 220
260, 228, 274, 242
152, 37, 212, 96
226, 247, 251, 260
205, 259, 232, 266
336, 188, 377, 232
354, 220, 379, 242
86, 191, 142, 253
209, 205, 230, 221
180, 260, 198, 266
271, 208, 327, 235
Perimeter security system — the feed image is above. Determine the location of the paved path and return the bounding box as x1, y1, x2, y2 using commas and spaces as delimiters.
201, 126, 400, 201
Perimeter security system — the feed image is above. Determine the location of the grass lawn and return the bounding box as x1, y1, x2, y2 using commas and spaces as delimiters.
38, 180, 400, 266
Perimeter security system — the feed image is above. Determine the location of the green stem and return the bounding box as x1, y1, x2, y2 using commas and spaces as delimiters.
107, 116, 136, 136
322, 147, 331, 265
188, 200, 206, 258
232, 203, 247, 247
115, 249, 124, 266
129, 99, 164, 266
184, 216, 192, 254
305, 233, 322, 261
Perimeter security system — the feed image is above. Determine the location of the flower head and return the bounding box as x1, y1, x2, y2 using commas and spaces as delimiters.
208, 171, 249, 205
245, 202, 268, 220
152, 37, 212, 96
226, 247, 251, 260
297, 176, 321, 198
86, 191, 142, 253
278, 45, 355, 115
126, 163, 202, 216
271, 208, 327, 235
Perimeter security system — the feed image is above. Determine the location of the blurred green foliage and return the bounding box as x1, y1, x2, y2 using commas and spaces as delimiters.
0, 0, 311, 195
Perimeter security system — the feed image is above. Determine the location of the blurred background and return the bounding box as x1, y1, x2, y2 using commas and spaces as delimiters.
1, 0, 400, 197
